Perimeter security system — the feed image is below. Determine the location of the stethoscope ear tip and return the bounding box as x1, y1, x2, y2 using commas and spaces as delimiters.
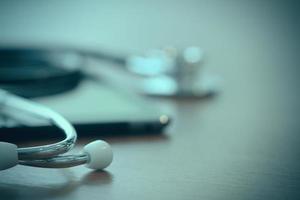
0, 142, 18, 171
83, 140, 113, 170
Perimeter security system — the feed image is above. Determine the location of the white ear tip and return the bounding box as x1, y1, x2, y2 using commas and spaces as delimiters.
83, 140, 113, 170
0, 142, 18, 170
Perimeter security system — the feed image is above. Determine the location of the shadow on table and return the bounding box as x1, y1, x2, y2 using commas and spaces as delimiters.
0, 170, 112, 199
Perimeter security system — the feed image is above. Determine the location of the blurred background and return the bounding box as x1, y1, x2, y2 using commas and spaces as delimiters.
0, 0, 300, 199
0, 0, 299, 135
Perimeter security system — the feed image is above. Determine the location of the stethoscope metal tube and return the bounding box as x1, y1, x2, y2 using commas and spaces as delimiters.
18, 154, 89, 168
0, 89, 113, 170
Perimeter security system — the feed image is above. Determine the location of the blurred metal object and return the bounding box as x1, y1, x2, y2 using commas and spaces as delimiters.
126, 47, 220, 98
0, 46, 220, 99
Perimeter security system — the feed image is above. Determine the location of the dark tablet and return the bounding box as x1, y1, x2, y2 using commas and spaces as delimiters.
0, 79, 170, 141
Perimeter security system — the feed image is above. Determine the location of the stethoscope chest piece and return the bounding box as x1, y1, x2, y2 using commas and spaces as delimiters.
127, 46, 220, 98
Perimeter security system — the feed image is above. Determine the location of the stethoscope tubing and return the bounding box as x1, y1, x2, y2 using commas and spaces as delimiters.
0, 89, 89, 168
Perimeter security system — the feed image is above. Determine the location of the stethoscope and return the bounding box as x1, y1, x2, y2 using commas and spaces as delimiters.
0, 46, 219, 99
0, 46, 218, 171
0, 89, 113, 171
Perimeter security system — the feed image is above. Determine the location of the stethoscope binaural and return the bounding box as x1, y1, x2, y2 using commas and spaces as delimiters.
0, 89, 113, 171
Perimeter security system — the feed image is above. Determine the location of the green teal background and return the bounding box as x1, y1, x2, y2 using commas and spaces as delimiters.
0, 0, 300, 199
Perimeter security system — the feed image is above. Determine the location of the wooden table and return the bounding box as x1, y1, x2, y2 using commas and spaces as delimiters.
0, 1, 300, 199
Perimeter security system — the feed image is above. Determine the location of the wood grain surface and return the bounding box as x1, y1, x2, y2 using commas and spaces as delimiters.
0, 1, 300, 199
